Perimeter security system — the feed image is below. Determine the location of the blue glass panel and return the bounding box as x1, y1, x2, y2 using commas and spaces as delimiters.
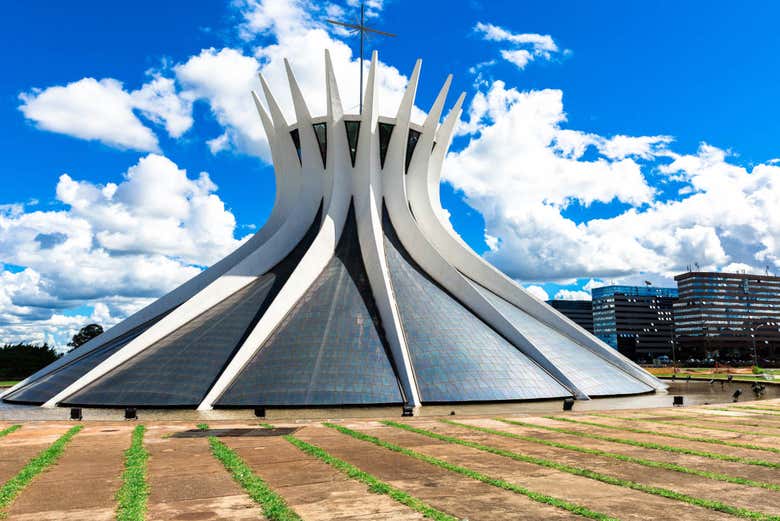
58, 204, 324, 407
382, 208, 570, 403
217, 203, 403, 407
473, 282, 653, 397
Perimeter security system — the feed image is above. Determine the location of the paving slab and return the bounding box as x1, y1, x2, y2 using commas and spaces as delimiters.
415, 419, 780, 514
293, 425, 583, 521
0, 423, 70, 484
145, 423, 263, 521
225, 431, 429, 521
334, 421, 739, 521
461, 417, 780, 485
5, 423, 130, 520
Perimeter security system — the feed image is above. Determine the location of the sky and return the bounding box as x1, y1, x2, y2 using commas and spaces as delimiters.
1, 0, 779, 349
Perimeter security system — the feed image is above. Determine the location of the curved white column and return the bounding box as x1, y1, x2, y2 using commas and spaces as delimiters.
350, 52, 421, 409
199, 50, 352, 409
408, 93, 665, 392
383, 62, 588, 399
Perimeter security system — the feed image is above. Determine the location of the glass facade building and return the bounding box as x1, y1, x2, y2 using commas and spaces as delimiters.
674, 272, 780, 364
592, 285, 678, 362
547, 300, 594, 333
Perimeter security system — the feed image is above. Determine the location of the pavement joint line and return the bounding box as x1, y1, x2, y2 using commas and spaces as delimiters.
591, 413, 780, 438
257, 423, 459, 521
499, 418, 780, 469
323, 421, 618, 521
547, 415, 780, 458
208, 433, 302, 521
383, 420, 780, 521
0, 426, 20, 438
116, 425, 149, 521
441, 419, 780, 491
0, 424, 82, 517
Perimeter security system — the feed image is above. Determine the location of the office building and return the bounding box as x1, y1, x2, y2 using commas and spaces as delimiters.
547, 300, 593, 333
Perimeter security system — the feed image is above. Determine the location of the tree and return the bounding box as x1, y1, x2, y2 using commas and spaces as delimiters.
0, 343, 61, 380
67, 324, 104, 351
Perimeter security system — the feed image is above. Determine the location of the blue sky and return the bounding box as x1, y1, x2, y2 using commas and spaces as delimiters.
1, 0, 779, 347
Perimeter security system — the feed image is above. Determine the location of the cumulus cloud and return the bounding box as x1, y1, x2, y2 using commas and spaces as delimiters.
524, 285, 549, 301
0, 154, 243, 348
444, 79, 780, 285
554, 289, 592, 301
474, 22, 564, 70
19, 76, 193, 151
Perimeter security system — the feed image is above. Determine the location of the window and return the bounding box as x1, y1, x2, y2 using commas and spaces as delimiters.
289, 129, 302, 165
405, 129, 421, 173
345, 120, 360, 167
378, 122, 394, 169
312, 123, 327, 168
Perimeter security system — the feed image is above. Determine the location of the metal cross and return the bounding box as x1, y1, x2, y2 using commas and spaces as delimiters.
326, 2, 396, 113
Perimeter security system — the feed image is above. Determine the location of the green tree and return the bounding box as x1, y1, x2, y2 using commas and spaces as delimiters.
0, 343, 61, 379
67, 323, 104, 352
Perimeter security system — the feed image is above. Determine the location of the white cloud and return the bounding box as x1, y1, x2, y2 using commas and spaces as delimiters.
474, 22, 562, 70
0, 154, 243, 348
553, 289, 592, 301
19, 76, 193, 152
524, 285, 549, 301
444, 79, 780, 284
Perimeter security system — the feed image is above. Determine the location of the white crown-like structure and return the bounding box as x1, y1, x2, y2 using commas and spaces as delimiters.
3, 51, 665, 412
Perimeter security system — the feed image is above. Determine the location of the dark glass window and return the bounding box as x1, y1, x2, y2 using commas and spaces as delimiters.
289, 129, 302, 165
58, 203, 324, 408
378, 122, 394, 169
405, 129, 421, 173
312, 123, 327, 168
2, 314, 168, 405
382, 206, 571, 403
344, 120, 360, 167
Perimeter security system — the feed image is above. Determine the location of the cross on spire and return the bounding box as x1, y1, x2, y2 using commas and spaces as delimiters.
326, 1, 396, 113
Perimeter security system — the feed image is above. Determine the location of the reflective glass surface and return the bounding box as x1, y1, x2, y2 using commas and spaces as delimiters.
2, 316, 165, 405
290, 129, 302, 164
378, 122, 394, 169
217, 203, 403, 407
345, 120, 360, 167
473, 281, 653, 396
405, 129, 421, 173
382, 208, 571, 402
312, 123, 327, 168
60, 204, 324, 407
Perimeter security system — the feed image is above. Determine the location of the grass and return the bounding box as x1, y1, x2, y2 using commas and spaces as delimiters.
196, 423, 210, 431
115, 425, 149, 521
497, 417, 780, 468
730, 405, 780, 415
0, 424, 82, 515
0, 382, 18, 388
547, 415, 780, 457
384, 421, 780, 521
443, 419, 779, 491
658, 413, 780, 428
208, 435, 301, 521
267, 426, 457, 521
0, 426, 20, 438
324, 422, 617, 521
593, 413, 780, 438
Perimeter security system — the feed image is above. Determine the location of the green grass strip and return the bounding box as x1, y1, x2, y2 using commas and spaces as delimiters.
660, 413, 780, 428
209, 436, 301, 521
593, 413, 780, 438
548, 415, 780, 457
0, 426, 20, 438
279, 432, 457, 521
0, 424, 82, 515
115, 425, 149, 521
443, 419, 778, 491
730, 406, 780, 415
499, 418, 780, 469
324, 422, 616, 521
385, 421, 779, 521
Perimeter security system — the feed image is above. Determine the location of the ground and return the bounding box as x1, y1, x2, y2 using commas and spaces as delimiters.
1, 399, 780, 520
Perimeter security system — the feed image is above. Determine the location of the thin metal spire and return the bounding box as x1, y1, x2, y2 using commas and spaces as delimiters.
326, 1, 396, 113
